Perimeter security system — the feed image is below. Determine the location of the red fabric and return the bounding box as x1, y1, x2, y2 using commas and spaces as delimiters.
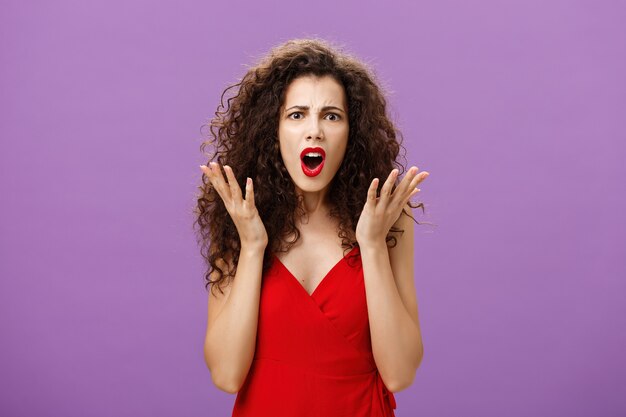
232, 246, 396, 417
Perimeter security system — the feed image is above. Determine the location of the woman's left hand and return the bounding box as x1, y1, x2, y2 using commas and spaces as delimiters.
355, 166, 430, 245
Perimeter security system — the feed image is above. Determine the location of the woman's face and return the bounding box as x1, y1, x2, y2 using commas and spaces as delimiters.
278, 74, 349, 198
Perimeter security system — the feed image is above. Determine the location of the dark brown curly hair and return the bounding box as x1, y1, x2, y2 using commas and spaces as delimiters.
193, 38, 425, 295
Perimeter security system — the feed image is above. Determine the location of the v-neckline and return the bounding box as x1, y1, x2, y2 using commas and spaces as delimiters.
272, 246, 359, 298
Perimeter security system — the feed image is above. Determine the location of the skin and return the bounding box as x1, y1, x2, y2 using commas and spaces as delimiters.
277, 74, 349, 215
199, 74, 430, 394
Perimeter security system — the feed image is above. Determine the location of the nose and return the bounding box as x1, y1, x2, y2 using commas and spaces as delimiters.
305, 117, 323, 141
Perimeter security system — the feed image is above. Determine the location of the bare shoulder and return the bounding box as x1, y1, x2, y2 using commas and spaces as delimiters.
388, 203, 420, 327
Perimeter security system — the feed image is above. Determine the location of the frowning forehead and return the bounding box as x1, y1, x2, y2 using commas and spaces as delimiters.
284, 105, 346, 114
281, 75, 347, 113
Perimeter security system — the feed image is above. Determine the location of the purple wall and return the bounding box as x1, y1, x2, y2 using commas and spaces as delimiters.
1, 0, 624, 416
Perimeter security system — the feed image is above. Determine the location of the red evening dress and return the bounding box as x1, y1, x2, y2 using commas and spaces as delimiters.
232, 245, 397, 417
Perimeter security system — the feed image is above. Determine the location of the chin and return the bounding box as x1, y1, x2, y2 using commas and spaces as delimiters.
294, 181, 330, 194
292, 174, 334, 194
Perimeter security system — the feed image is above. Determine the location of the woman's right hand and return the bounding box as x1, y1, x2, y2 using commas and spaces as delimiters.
200, 162, 268, 251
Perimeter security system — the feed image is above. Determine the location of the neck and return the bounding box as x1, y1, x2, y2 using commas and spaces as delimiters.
295, 186, 332, 218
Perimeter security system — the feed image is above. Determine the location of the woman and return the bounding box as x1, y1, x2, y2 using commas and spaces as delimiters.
195, 38, 429, 417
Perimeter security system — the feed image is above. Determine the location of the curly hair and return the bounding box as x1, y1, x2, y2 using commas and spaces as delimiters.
193, 38, 425, 296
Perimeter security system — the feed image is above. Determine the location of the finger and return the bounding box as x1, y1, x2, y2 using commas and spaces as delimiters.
200, 164, 215, 185
244, 177, 256, 210
224, 165, 243, 202
200, 165, 211, 181
380, 169, 398, 200
208, 162, 231, 201
406, 171, 429, 197
406, 171, 423, 194
367, 178, 379, 204
407, 186, 421, 202
400, 181, 420, 206
200, 164, 219, 192
394, 166, 419, 196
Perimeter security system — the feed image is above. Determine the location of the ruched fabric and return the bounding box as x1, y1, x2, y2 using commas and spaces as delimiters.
232, 246, 396, 417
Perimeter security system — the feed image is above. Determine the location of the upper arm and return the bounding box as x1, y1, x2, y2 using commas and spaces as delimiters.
388, 204, 420, 328
206, 250, 234, 336
204, 249, 236, 380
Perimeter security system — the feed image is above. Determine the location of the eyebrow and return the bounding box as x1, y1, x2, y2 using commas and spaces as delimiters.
284, 105, 346, 114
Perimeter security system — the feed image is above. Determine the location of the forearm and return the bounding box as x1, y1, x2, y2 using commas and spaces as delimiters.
359, 240, 423, 391
204, 245, 265, 392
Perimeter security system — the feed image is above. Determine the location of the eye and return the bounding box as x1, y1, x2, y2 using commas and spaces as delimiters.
325, 113, 341, 121
288, 112, 303, 120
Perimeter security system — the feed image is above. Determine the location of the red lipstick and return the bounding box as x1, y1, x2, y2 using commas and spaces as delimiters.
300, 147, 326, 177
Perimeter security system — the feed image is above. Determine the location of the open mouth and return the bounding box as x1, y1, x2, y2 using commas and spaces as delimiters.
302, 154, 324, 170
300, 147, 326, 177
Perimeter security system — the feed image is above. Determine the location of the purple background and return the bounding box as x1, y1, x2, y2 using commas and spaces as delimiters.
1, 0, 624, 416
